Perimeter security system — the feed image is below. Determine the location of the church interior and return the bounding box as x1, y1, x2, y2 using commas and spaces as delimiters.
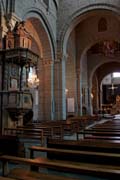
0, 0, 120, 179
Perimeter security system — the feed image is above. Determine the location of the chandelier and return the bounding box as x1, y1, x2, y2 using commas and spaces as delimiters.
27, 73, 39, 88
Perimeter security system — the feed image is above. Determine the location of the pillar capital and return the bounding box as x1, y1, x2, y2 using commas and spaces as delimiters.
41, 59, 53, 66
56, 51, 68, 62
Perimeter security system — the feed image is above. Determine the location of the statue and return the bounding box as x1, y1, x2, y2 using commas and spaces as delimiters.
111, 95, 120, 115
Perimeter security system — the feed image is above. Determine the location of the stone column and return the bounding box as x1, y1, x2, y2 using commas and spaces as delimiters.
76, 69, 82, 115
39, 59, 54, 121
54, 54, 66, 120
87, 86, 93, 115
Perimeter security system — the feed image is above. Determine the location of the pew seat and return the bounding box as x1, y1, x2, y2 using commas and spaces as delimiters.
29, 145, 120, 165
0, 155, 120, 178
6, 168, 78, 180
0, 177, 15, 180
47, 138, 120, 153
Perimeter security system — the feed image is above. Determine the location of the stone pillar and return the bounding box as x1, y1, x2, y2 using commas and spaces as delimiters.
76, 69, 82, 115
87, 86, 93, 115
39, 59, 54, 121
99, 87, 103, 110
54, 55, 66, 120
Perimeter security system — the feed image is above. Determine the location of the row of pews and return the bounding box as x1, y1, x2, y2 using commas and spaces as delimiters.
3, 115, 99, 145
1, 116, 120, 179
77, 118, 120, 140
0, 137, 120, 179
0, 116, 120, 180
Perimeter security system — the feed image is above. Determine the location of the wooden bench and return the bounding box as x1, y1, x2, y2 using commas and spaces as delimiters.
47, 138, 120, 153
4, 128, 44, 145
0, 155, 120, 178
17, 125, 63, 139
0, 177, 16, 180
1, 168, 78, 180
25, 120, 74, 136
29, 145, 120, 165
77, 130, 120, 140
94, 126, 120, 129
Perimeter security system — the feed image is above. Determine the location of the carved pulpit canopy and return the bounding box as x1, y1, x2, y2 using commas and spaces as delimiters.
5, 21, 32, 49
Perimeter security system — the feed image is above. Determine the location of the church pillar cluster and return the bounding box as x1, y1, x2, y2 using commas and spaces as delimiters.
79, 53, 90, 115
76, 69, 81, 115
87, 86, 93, 115
39, 59, 54, 121
54, 54, 66, 120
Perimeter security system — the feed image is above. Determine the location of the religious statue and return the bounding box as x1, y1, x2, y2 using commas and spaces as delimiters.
111, 95, 120, 114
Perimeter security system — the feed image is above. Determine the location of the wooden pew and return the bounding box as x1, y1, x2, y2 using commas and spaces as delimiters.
0, 177, 16, 180
5, 168, 78, 180
25, 120, 74, 136
4, 127, 44, 145
77, 129, 120, 140
17, 125, 63, 139
47, 138, 120, 153
29, 145, 120, 165
68, 115, 99, 128
0, 155, 120, 178
87, 128, 120, 132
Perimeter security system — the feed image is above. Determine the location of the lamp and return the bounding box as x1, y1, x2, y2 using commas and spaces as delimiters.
91, 93, 94, 99
65, 88, 68, 94
27, 72, 39, 88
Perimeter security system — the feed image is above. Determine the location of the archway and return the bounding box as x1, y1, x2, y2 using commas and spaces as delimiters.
64, 9, 120, 117
22, 16, 54, 121
92, 62, 120, 115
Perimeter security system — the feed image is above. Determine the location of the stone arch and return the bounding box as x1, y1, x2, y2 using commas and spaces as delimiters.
85, 54, 120, 90
60, 4, 120, 56
93, 62, 120, 112
80, 36, 120, 87
21, 10, 55, 121
22, 8, 55, 60
60, 3, 120, 117
95, 62, 120, 86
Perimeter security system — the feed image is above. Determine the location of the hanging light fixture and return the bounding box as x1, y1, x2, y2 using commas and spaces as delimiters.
27, 67, 39, 88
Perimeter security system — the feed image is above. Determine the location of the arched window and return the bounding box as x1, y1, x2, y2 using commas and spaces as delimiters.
98, 18, 107, 32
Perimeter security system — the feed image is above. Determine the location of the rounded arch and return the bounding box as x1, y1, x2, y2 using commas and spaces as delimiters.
25, 19, 43, 57
89, 59, 120, 89
22, 8, 55, 60
96, 62, 120, 85
60, 3, 120, 55
80, 38, 120, 88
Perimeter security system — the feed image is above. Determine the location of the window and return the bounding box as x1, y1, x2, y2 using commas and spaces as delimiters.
113, 72, 120, 78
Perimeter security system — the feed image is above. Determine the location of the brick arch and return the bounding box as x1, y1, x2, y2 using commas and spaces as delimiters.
82, 39, 120, 84
60, 4, 120, 56
22, 13, 55, 120
22, 9, 55, 60
96, 62, 120, 86
26, 17, 53, 61
25, 20, 43, 57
